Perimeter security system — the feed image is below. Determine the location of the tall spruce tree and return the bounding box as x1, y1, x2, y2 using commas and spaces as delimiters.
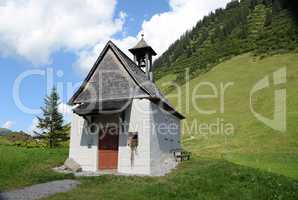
36, 87, 65, 148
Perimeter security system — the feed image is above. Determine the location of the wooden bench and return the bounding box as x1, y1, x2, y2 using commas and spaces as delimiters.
171, 149, 191, 162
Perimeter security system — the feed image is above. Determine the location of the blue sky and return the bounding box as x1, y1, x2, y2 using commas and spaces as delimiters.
0, 0, 229, 133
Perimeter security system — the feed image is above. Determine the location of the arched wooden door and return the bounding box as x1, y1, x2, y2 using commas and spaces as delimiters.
98, 128, 119, 170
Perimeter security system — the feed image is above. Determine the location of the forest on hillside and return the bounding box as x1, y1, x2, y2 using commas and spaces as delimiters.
153, 0, 298, 85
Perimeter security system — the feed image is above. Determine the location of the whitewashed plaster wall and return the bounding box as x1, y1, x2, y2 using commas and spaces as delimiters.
150, 102, 181, 176
118, 99, 181, 176
69, 99, 181, 176
118, 99, 151, 175
69, 113, 98, 172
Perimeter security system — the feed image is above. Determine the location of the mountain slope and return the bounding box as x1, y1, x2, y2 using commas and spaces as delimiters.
154, 0, 298, 87
0, 128, 12, 136
157, 52, 298, 178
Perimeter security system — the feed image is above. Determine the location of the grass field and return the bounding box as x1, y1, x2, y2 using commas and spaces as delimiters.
1, 146, 297, 200
158, 53, 298, 179
47, 157, 298, 200
0, 144, 73, 192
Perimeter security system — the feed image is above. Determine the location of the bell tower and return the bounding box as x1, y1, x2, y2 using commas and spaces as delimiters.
129, 34, 157, 81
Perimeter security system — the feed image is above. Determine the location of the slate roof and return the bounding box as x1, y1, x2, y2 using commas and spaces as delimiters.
73, 99, 132, 115
129, 38, 157, 56
69, 41, 184, 119
132, 38, 150, 49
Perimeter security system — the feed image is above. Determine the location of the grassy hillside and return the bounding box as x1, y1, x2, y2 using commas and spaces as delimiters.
0, 145, 72, 191
157, 52, 298, 179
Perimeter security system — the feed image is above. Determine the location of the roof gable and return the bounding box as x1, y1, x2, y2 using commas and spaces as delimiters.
69, 41, 149, 105
69, 41, 185, 119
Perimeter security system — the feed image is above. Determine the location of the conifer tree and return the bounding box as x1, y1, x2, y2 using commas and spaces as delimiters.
272, 0, 282, 14
36, 87, 66, 148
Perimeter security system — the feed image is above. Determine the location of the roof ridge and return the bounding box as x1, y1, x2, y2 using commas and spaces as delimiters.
109, 41, 141, 68
109, 42, 138, 68
108, 42, 155, 97
68, 42, 112, 104
68, 41, 185, 119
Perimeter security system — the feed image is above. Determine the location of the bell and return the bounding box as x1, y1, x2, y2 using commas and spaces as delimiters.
140, 59, 146, 68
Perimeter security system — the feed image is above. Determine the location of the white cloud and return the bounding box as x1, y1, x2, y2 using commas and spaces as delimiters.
0, 0, 230, 71
28, 117, 39, 136
58, 102, 72, 122
2, 121, 14, 129
75, 36, 138, 73
0, 0, 125, 65
77, 0, 230, 72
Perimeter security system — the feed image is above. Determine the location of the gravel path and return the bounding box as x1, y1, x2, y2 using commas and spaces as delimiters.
0, 180, 80, 200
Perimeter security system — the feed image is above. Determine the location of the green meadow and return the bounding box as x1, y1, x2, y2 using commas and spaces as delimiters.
159, 53, 298, 179
0, 145, 72, 192
47, 158, 298, 200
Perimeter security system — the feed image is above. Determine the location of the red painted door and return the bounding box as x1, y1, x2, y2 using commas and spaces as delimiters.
98, 128, 119, 170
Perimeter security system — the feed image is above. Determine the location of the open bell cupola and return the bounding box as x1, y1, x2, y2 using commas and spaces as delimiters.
129, 34, 157, 81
